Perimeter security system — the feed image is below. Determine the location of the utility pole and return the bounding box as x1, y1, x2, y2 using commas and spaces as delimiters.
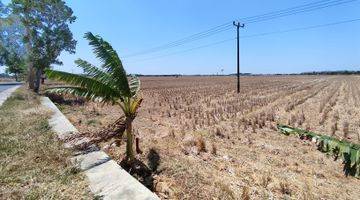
233, 21, 244, 93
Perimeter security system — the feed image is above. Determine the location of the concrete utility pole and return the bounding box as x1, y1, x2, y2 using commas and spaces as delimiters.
233, 21, 245, 94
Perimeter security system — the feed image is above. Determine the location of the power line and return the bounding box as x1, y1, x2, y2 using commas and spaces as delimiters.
241, 18, 360, 38
239, 0, 333, 22
124, 18, 360, 63
124, 38, 236, 63
241, 0, 357, 23
122, 23, 233, 58
122, 0, 358, 58
124, 0, 354, 58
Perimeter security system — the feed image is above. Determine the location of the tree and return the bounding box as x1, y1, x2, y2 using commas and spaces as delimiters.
0, 2, 27, 81
10, 0, 76, 92
45, 32, 142, 163
4, 54, 26, 81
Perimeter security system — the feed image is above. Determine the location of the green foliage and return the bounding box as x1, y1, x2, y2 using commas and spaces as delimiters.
3, 54, 26, 80
10, 0, 76, 90
278, 124, 360, 178
46, 70, 119, 103
86, 119, 98, 126
0, 2, 26, 80
129, 75, 141, 97
46, 32, 142, 161
84, 32, 130, 97
46, 32, 141, 106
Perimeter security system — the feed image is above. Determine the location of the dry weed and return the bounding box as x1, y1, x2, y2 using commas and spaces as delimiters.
0, 88, 92, 199
279, 179, 292, 196
196, 137, 207, 153
211, 143, 217, 155
343, 121, 350, 139
241, 186, 250, 200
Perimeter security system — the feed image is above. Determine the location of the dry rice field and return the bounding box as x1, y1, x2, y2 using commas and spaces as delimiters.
58, 75, 360, 200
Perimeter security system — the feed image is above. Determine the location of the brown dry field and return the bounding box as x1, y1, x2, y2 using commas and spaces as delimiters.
58, 75, 360, 200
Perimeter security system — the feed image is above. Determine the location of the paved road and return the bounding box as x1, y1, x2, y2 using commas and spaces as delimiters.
0, 85, 21, 106
0, 85, 15, 93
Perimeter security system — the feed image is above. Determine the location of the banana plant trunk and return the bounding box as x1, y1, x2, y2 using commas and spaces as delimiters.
125, 118, 135, 162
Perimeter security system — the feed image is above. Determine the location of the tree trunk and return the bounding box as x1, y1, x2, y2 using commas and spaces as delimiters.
125, 118, 135, 162
34, 68, 42, 93
27, 61, 35, 89
25, 26, 35, 90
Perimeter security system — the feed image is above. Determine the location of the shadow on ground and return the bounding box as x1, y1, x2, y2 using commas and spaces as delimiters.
120, 148, 161, 191
46, 92, 85, 105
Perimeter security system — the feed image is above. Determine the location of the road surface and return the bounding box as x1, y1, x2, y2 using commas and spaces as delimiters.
0, 82, 23, 93
0, 85, 15, 92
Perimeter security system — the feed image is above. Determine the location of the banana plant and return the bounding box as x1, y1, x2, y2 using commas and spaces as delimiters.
45, 32, 141, 163
278, 124, 360, 177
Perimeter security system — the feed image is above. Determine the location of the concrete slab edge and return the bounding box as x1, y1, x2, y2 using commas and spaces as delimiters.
41, 97, 160, 200
0, 85, 21, 106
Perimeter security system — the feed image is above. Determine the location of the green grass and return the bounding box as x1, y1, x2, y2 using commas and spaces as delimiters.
0, 88, 93, 199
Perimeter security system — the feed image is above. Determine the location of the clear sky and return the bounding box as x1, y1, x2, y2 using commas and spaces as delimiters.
1, 0, 360, 74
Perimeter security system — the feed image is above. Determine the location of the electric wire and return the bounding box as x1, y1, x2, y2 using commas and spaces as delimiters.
122, 0, 358, 58
124, 18, 360, 63
243, 0, 357, 23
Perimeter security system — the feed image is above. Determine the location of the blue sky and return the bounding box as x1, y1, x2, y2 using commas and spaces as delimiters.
1, 0, 360, 74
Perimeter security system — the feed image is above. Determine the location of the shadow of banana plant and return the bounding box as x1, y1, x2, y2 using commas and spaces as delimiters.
119, 148, 161, 191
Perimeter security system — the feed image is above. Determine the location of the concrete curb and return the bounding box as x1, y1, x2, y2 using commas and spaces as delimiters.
0, 85, 21, 106
41, 97, 160, 200
42, 97, 78, 140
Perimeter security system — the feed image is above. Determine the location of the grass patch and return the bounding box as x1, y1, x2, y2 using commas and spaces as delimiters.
0, 87, 92, 199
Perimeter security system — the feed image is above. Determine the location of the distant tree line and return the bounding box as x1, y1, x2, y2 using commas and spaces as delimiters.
123, 71, 360, 77
134, 73, 253, 77
300, 70, 360, 75
134, 74, 182, 77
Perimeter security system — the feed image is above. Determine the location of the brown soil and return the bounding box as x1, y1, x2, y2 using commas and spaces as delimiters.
55, 75, 360, 200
